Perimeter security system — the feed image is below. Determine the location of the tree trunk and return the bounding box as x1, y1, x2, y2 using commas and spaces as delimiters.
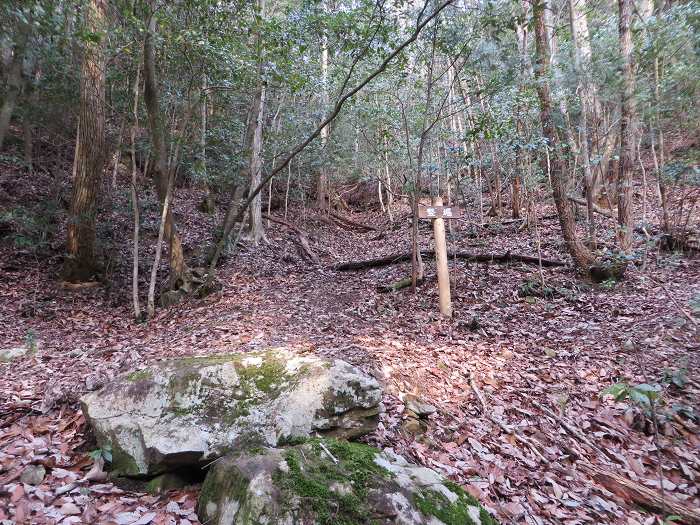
412, 23, 439, 291
569, 0, 597, 248
23, 118, 33, 172
652, 57, 669, 232
64, 0, 106, 282
247, 79, 267, 244
316, 32, 330, 209
617, 0, 636, 252
246, 0, 267, 244
131, 54, 142, 321
0, 23, 29, 151
532, 0, 594, 269
143, 12, 189, 289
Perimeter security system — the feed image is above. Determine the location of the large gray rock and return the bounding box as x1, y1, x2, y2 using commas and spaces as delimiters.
197, 438, 496, 525
81, 350, 382, 477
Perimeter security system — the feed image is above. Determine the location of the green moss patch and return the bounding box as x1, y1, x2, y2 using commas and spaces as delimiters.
163, 351, 296, 423
237, 357, 287, 395
414, 480, 497, 525
126, 369, 153, 382
273, 438, 390, 525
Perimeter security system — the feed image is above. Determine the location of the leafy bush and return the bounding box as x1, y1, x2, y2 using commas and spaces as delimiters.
0, 204, 58, 252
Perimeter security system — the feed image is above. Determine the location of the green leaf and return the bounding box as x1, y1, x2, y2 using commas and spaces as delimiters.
628, 388, 651, 407
633, 383, 662, 401
601, 382, 629, 400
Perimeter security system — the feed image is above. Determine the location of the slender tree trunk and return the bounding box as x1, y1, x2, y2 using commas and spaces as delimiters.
148, 172, 174, 318
383, 135, 393, 221
247, 80, 267, 244
533, 0, 594, 269
569, 0, 597, 248
64, 0, 106, 282
111, 120, 125, 188
569, 0, 603, 200
0, 24, 29, 150
143, 12, 189, 289
412, 20, 439, 291
653, 57, 670, 232
617, 0, 636, 252
316, 32, 330, 209
246, 0, 267, 245
544, 0, 577, 180
131, 55, 142, 320
23, 118, 33, 171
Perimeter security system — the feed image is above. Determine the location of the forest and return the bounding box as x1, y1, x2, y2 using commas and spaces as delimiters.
0, 0, 698, 523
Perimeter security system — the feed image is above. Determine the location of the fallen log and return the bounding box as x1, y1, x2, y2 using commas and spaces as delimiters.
377, 275, 426, 293
332, 251, 566, 271
263, 214, 320, 264
567, 194, 614, 218
579, 462, 700, 524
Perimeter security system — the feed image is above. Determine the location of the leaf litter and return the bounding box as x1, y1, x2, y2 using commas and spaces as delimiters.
0, 179, 698, 524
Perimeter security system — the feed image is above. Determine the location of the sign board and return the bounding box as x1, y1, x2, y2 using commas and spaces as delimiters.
417, 205, 463, 219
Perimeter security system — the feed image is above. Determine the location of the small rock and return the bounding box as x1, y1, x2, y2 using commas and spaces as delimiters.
401, 417, 426, 435
0, 346, 31, 362
84, 373, 105, 391
114, 512, 140, 525
59, 502, 81, 516
404, 394, 437, 417
20, 464, 45, 486
329, 482, 353, 496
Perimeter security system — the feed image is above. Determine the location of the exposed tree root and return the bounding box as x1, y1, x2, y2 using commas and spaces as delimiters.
263, 214, 320, 264
579, 462, 700, 524
329, 211, 379, 231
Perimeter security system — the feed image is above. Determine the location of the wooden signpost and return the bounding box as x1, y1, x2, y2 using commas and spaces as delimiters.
417, 205, 463, 219
418, 198, 461, 318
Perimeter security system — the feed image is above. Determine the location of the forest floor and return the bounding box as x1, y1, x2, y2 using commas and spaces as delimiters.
0, 161, 699, 524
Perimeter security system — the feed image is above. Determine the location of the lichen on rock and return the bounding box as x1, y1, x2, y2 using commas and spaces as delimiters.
80, 349, 382, 477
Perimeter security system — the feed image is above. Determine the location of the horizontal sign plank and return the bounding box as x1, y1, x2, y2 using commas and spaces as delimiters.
417, 205, 463, 219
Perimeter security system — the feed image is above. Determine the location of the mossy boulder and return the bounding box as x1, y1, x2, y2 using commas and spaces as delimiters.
80, 349, 382, 477
197, 438, 496, 525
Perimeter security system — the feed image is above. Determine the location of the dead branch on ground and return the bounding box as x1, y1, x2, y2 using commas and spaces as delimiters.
332, 251, 566, 271
263, 214, 320, 264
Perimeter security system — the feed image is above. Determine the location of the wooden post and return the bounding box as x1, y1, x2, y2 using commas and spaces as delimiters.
432, 196, 452, 317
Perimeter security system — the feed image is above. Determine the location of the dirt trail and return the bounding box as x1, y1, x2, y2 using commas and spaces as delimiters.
1, 191, 698, 523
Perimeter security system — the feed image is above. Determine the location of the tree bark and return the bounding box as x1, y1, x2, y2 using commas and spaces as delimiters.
532, 0, 594, 269
316, 31, 330, 209
131, 55, 142, 321
247, 80, 267, 244
64, 0, 106, 282
23, 118, 33, 171
617, 0, 636, 252
569, 0, 597, 248
143, 12, 189, 289
243, 0, 267, 244
0, 22, 29, 151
